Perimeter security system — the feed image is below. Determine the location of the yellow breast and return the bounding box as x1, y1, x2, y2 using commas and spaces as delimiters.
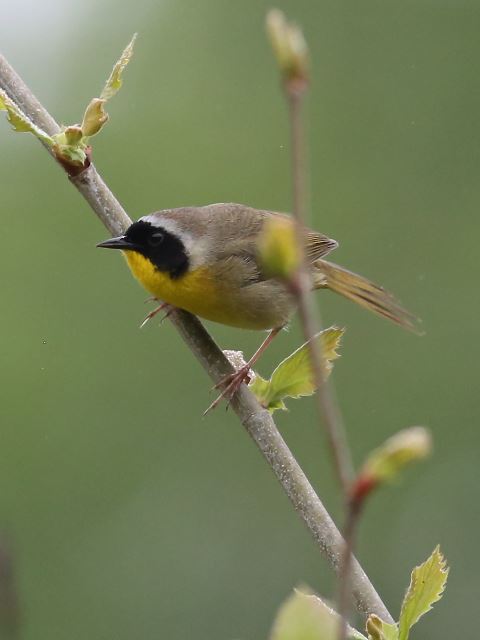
123, 250, 247, 327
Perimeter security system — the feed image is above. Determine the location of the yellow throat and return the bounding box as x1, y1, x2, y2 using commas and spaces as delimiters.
123, 249, 241, 327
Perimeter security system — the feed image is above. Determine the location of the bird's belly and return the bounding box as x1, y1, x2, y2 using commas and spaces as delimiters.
123, 250, 289, 329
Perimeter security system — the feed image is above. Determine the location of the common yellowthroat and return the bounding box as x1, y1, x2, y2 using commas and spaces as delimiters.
97, 202, 417, 406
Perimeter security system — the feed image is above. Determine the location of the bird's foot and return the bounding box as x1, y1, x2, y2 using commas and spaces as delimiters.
203, 365, 253, 415
140, 300, 174, 328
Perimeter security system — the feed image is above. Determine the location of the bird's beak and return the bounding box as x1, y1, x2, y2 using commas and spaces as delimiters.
96, 235, 139, 250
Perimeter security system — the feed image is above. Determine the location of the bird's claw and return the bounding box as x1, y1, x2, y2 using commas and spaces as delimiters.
140, 301, 174, 328
203, 366, 252, 415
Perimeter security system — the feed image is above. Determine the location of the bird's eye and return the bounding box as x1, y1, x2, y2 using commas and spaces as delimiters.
148, 231, 164, 247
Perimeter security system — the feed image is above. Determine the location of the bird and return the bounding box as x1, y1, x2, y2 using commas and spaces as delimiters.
97, 202, 418, 409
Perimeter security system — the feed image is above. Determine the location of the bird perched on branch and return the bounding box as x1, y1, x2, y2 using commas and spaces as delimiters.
98, 203, 419, 409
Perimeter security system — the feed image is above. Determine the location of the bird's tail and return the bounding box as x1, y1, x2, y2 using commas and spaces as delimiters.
312, 259, 421, 334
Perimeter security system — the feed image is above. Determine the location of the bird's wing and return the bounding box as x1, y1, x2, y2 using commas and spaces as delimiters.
157, 204, 336, 284
208, 205, 338, 283
305, 231, 338, 262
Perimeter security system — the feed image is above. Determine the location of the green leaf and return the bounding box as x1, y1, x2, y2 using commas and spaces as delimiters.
366, 615, 398, 640
81, 98, 108, 137
0, 90, 53, 145
0, 91, 85, 167
250, 327, 344, 412
270, 589, 367, 640
51, 126, 88, 166
52, 141, 87, 165
100, 33, 137, 101
1, 38, 135, 170
360, 427, 432, 486
49, 37, 136, 168
398, 546, 449, 640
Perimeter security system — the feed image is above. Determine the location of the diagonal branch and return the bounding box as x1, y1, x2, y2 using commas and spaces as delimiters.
0, 50, 393, 623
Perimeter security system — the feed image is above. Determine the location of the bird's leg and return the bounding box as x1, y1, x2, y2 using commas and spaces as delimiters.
204, 327, 282, 414
140, 299, 174, 328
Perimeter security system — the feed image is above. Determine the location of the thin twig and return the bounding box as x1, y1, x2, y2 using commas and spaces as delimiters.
285, 55, 362, 640
337, 498, 363, 640
0, 49, 393, 623
286, 82, 354, 496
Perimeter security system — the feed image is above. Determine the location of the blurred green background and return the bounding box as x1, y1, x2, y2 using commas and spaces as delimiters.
0, 0, 477, 638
